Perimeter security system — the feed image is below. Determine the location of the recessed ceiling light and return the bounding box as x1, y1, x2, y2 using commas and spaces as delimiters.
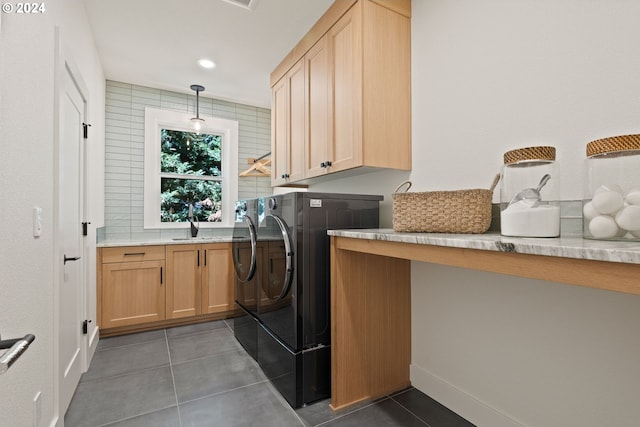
222, 0, 259, 11
197, 59, 216, 69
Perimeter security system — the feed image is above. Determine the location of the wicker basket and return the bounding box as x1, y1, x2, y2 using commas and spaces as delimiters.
392, 175, 500, 233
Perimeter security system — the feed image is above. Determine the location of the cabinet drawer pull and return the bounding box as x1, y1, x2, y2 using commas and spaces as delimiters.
124, 252, 145, 256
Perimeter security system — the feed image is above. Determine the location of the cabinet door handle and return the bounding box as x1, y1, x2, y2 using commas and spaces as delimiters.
204, 250, 207, 266
325, 160, 332, 167
320, 162, 326, 168
160, 267, 163, 285
197, 250, 200, 267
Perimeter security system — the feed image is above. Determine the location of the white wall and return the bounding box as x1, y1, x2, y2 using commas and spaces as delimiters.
312, 1, 640, 426
411, 0, 640, 202
0, 1, 104, 425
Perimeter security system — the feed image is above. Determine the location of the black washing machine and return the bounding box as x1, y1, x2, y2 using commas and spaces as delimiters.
234, 192, 381, 408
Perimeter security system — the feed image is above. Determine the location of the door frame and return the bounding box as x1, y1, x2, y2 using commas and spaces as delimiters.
53, 27, 94, 424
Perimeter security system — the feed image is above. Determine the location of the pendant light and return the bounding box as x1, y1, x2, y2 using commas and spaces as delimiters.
190, 84, 205, 133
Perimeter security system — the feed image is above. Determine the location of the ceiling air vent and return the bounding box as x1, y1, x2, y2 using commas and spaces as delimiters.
221, 0, 259, 11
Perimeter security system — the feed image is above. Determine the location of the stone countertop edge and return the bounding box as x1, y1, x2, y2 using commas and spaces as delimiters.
97, 236, 234, 248
327, 229, 640, 265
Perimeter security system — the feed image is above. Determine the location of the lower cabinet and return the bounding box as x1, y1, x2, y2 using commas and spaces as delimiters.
201, 243, 234, 314
98, 243, 234, 332
99, 246, 166, 329
166, 243, 234, 319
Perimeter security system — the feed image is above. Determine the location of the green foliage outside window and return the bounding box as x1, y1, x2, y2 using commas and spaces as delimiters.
160, 129, 223, 223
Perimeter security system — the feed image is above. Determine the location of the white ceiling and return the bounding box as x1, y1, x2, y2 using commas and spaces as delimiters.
83, 0, 334, 108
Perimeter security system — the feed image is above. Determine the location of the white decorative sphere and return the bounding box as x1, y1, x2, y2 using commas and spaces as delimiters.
624, 189, 640, 206
582, 201, 599, 220
589, 215, 619, 239
615, 205, 640, 231
591, 190, 624, 215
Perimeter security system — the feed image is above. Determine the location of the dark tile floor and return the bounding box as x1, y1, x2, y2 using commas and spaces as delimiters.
65, 320, 475, 427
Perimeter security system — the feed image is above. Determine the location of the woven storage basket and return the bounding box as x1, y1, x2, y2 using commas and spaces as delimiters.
392, 175, 500, 233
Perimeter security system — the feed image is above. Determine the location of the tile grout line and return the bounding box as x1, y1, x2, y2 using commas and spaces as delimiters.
95, 337, 167, 352
389, 394, 432, 427
166, 325, 234, 341
259, 380, 307, 427
169, 347, 247, 368
78, 362, 171, 385
177, 378, 271, 406
312, 399, 387, 427
165, 328, 184, 427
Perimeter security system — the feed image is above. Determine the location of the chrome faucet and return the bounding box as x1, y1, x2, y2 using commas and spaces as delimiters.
188, 203, 199, 238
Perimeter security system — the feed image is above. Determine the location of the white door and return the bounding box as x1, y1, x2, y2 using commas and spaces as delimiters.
58, 65, 85, 414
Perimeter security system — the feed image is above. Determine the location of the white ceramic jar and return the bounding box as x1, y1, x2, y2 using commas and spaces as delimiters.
584, 134, 640, 241
500, 146, 560, 237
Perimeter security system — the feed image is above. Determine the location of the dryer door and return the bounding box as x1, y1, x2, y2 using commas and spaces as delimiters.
257, 213, 296, 349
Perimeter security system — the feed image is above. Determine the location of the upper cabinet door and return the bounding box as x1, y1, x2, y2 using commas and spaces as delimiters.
327, 4, 363, 174
271, 58, 306, 186
305, 36, 331, 179
271, 77, 289, 186
288, 59, 306, 182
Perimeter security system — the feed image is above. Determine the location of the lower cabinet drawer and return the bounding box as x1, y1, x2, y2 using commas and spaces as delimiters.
101, 245, 165, 264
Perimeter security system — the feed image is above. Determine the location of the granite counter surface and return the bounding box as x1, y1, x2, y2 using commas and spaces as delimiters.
327, 229, 640, 265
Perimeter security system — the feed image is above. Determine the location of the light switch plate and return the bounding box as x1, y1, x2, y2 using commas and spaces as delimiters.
33, 206, 42, 237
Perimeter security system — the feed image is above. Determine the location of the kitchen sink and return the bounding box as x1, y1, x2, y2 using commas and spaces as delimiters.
171, 237, 207, 241
170, 236, 224, 241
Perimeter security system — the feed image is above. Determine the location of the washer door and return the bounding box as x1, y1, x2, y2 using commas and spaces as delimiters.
233, 211, 258, 314
233, 215, 257, 283
257, 213, 296, 348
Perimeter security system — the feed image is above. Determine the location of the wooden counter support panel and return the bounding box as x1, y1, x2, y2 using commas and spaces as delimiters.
330, 239, 411, 410
330, 234, 640, 410
333, 237, 640, 296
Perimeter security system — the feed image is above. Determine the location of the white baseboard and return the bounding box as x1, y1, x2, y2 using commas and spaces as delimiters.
410, 364, 525, 427
88, 326, 99, 359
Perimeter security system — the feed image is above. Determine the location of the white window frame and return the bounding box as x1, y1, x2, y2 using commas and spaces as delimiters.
144, 107, 238, 229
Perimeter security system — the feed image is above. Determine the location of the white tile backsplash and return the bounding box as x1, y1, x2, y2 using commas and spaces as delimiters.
102, 81, 273, 243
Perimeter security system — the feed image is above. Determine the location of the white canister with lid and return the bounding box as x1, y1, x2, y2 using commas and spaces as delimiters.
584, 134, 640, 241
500, 146, 560, 237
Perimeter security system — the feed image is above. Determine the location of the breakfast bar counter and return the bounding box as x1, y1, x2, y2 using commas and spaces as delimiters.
328, 229, 640, 410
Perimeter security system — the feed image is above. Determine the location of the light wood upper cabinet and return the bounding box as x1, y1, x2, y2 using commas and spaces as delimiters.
305, 35, 332, 179
271, 0, 411, 184
325, 5, 363, 174
99, 246, 166, 329
165, 243, 234, 320
271, 59, 306, 186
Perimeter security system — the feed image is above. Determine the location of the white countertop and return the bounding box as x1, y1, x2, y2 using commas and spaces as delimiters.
327, 229, 640, 265
97, 236, 234, 248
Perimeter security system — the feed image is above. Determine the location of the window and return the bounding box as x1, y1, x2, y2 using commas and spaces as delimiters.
144, 108, 238, 228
